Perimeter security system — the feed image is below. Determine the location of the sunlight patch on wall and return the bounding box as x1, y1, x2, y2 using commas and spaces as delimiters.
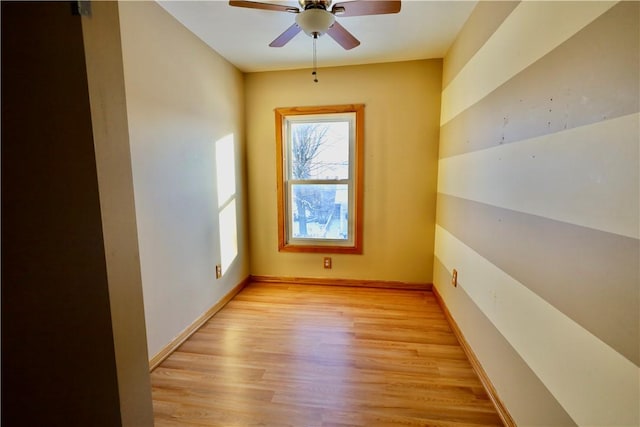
216, 134, 238, 274
216, 134, 237, 206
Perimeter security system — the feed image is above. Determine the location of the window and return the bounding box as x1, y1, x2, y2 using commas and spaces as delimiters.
275, 104, 364, 253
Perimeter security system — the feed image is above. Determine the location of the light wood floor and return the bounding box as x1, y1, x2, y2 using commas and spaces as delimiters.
151, 282, 503, 426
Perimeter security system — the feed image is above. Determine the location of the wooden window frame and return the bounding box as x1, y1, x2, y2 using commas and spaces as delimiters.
275, 104, 364, 254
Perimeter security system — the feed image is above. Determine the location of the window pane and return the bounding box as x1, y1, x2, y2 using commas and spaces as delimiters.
290, 184, 348, 240
289, 122, 349, 180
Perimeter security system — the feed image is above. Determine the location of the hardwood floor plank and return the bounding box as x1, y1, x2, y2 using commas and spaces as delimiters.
151, 282, 503, 426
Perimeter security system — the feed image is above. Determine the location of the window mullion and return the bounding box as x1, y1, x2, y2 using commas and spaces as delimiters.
288, 179, 349, 185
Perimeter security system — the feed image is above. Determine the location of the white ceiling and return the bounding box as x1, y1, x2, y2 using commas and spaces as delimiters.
157, 0, 477, 72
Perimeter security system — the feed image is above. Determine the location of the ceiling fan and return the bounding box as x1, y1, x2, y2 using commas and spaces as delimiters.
228, 0, 402, 50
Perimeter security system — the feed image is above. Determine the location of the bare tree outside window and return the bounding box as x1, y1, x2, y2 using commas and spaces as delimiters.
290, 124, 329, 180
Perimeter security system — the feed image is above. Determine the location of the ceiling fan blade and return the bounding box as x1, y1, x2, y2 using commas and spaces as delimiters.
228, 1, 298, 13
269, 23, 303, 47
332, 0, 401, 17
326, 21, 360, 50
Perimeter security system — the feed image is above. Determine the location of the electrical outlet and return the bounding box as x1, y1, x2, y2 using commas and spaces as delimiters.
323, 257, 332, 269
215, 264, 222, 279
451, 269, 458, 287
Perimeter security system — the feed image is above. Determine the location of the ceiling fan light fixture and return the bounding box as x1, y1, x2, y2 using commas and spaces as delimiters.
295, 8, 335, 36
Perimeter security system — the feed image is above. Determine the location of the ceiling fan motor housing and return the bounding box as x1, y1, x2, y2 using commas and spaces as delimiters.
298, 0, 332, 10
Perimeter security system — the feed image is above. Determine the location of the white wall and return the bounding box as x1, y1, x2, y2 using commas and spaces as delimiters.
119, 1, 249, 359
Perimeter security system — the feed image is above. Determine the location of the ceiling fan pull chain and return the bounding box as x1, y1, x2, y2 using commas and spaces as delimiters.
312, 33, 318, 83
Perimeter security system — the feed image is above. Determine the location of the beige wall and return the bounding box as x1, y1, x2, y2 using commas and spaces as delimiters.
436, 1, 639, 425
119, 1, 249, 359
245, 60, 441, 284
82, 2, 154, 425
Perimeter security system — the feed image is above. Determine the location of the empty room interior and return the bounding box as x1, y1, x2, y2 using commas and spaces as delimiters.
2, 1, 639, 426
